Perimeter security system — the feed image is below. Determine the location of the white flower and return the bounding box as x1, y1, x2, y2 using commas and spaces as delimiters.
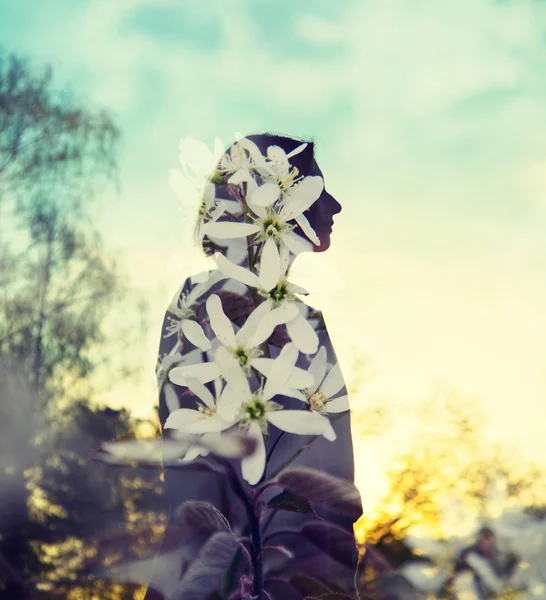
164, 377, 234, 435
201, 175, 323, 256
156, 350, 185, 389
167, 293, 306, 386
218, 137, 263, 184
214, 343, 335, 485
168, 348, 220, 387
285, 347, 349, 441
195, 183, 233, 244
163, 377, 236, 464
213, 239, 319, 354
247, 175, 323, 253
254, 143, 308, 192
205, 294, 270, 373
164, 271, 224, 351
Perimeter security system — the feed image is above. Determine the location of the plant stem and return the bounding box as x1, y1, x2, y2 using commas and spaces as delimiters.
224, 461, 264, 598
266, 431, 285, 465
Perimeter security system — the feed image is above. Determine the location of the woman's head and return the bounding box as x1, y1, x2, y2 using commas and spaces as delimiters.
198, 133, 342, 258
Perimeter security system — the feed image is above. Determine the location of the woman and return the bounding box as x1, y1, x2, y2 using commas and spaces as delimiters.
147, 133, 363, 600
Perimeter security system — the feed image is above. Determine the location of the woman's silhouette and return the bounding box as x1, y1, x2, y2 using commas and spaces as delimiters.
147, 133, 363, 600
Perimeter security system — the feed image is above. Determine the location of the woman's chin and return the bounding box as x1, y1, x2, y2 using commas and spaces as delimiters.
313, 236, 331, 253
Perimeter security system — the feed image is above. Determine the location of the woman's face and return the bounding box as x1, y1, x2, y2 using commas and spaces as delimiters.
300, 158, 342, 253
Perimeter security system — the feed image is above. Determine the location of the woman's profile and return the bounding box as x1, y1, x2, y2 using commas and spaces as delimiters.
147, 133, 363, 600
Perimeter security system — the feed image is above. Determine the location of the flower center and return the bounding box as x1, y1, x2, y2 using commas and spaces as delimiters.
308, 391, 326, 412
198, 405, 216, 417
268, 280, 289, 304
234, 347, 248, 366
209, 170, 226, 185
262, 216, 282, 239
244, 397, 267, 421
278, 166, 300, 192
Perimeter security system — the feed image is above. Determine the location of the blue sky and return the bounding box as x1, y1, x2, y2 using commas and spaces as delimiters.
3, 0, 546, 508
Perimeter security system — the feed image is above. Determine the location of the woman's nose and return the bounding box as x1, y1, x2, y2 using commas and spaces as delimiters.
330, 195, 342, 214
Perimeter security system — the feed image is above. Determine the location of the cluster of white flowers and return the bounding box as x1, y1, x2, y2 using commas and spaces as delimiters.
160, 135, 349, 485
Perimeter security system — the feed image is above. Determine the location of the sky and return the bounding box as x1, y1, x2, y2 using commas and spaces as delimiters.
2, 0, 546, 511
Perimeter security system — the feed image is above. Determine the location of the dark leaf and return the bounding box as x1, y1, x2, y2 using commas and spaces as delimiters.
289, 574, 337, 597
304, 594, 356, 600
301, 522, 357, 568
176, 501, 231, 534
273, 556, 355, 597
267, 489, 317, 516
278, 467, 363, 521
173, 532, 243, 600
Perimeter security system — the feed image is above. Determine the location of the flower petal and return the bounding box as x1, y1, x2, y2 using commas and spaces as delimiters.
184, 414, 234, 434
253, 359, 313, 390
164, 408, 205, 430
249, 182, 280, 207
190, 271, 211, 285
245, 178, 268, 218
267, 410, 334, 439
169, 362, 219, 385
286, 142, 308, 159
282, 231, 314, 255
259, 238, 281, 292
249, 302, 298, 347
267, 145, 287, 163
279, 176, 324, 221
186, 270, 225, 305
203, 182, 216, 209
263, 343, 299, 401
181, 319, 211, 351
202, 221, 260, 239
241, 422, 266, 485
308, 346, 327, 394
279, 242, 290, 275
286, 281, 309, 296
294, 212, 320, 246
236, 137, 264, 164
164, 383, 180, 413
206, 295, 236, 348
227, 168, 251, 184
184, 377, 215, 409
325, 395, 350, 414
217, 384, 244, 422
215, 253, 260, 289
286, 367, 314, 389
320, 362, 345, 399
286, 313, 319, 355
215, 346, 251, 399
235, 301, 273, 347
277, 388, 307, 401
180, 444, 207, 462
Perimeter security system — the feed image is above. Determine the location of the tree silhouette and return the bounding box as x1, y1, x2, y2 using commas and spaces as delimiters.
0, 48, 158, 598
